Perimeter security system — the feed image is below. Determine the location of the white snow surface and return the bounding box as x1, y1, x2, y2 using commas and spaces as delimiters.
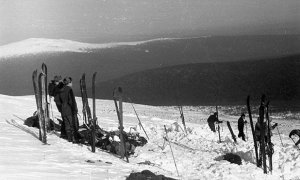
0, 38, 181, 59
0, 94, 300, 180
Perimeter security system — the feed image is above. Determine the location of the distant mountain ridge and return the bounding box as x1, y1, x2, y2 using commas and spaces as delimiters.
0, 35, 299, 107
95, 54, 300, 107
0, 37, 193, 59
1, 35, 299, 60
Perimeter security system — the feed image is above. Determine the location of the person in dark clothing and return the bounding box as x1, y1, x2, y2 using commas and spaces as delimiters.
289, 129, 300, 146
49, 75, 67, 138
52, 75, 64, 112
58, 77, 79, 143
238, 113, 247, 141
207, 112, 223, 132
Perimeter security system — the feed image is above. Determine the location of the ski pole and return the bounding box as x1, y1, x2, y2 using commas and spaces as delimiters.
164, 125, 180, 177
128, 98, 149, 140
276, 126, 284, 147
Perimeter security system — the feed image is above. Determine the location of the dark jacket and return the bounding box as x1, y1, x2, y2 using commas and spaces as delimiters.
59, 85, 78, 117
53, 82, 64, 112
207, 115, 222, 124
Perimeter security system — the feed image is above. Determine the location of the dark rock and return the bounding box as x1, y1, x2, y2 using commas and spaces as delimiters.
223, 153, 242, 165
126, 170, 177, 180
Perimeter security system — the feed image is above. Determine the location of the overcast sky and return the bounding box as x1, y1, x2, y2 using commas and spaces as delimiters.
0, 0, 299, 45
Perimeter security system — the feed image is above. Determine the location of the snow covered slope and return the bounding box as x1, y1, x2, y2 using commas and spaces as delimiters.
0, 94, 299, 179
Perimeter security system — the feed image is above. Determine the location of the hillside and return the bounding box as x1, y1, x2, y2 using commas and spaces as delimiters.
0, 35, 299, 97
95, 55, 300, 107
1, 94, 300, 179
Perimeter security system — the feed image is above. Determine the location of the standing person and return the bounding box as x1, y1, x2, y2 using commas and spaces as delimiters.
50, 75, 64, 112
58, 77, 78, 143
238, 113, 247, 141
207, 112, 223, 132
49, 75, 67, 139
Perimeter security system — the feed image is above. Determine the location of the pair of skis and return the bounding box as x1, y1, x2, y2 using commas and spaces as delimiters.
247, 96, 273, 174
80, 73, 97, 152
113, 87, 129, 162
32, 63, 49, 144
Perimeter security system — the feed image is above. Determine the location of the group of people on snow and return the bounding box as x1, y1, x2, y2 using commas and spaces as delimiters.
49, 75, 80, 143
206, 94, 286, 167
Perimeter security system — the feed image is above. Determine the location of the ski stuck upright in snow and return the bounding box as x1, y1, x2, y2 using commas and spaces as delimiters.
80, 73, 98, 153
113, 87, 129, 162
91, 72, 97, 153
247, 96, 259, 167
32, 68, 47, 144
178, 106, 187, 135
227, 121, 237, 143
216, 106, 221, 143
41, 63, 50, 132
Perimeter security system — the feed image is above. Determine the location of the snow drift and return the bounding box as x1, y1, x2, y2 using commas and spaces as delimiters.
0, 94, 300, 179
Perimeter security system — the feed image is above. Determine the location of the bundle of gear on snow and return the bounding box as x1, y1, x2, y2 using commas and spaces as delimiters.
78, 124, 147, 156
24, 113, 148, 156
24, 112, 60, 131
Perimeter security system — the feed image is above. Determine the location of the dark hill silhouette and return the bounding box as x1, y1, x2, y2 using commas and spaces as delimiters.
0, 35, 299, 101
95, 55, 300, 108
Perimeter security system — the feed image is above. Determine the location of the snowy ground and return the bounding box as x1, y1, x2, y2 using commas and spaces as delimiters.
0, 94, 300, 180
